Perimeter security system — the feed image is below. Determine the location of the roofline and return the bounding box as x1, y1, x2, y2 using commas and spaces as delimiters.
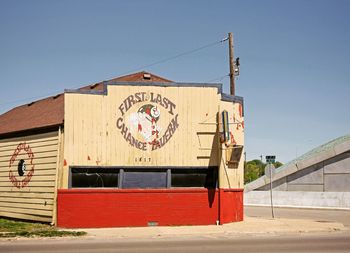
65, 81, 223, 95
64, 81, 244, 112
109, 71, 173, 83
65, 81, 108, 95
0, 93, 64, 115
221, 94, 244, 116
107, 81, 223, 93
0, 124, 63, 139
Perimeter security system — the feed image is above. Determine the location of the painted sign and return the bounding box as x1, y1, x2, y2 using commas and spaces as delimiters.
116, 92, 179, 151
8, 143, 35, 188
221, 110, 230, 142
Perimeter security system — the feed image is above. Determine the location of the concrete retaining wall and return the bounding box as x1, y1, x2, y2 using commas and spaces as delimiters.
246, 151, 350, 193
244, 191, 350, 209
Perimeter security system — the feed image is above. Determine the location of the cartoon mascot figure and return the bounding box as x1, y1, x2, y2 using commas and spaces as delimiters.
129, 104, 161, 143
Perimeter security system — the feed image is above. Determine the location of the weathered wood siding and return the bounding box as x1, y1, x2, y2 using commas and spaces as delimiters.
218, 100, 245, 189
62, 86, 218, 186
0, 131, 59, 222
62, 84, 244, 189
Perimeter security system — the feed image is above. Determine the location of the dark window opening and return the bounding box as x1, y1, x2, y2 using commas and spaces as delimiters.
71, 167, 119, 188
171, 168, 217, 188
70, 167, 217, 189
122, 169, 167, 189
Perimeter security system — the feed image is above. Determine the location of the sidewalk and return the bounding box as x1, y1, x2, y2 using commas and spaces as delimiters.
69, 216, 347, 240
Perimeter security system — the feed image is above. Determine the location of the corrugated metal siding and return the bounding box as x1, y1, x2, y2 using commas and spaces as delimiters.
0, 131, 59, 222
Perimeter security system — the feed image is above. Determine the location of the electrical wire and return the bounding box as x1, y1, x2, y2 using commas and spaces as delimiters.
0, 37, 228, 109
206, 74, 230, 83
117, 38, 227, 77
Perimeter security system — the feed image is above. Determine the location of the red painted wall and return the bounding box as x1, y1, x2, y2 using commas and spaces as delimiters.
219, 189, 244, 224
57, 188, 243, 228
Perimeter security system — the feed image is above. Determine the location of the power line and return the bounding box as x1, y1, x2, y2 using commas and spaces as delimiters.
0, 37, 228, 108
206, 74, 230, 83
117, 38, 227, 77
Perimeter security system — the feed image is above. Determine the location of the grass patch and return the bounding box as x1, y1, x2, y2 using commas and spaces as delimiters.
0, 218, 86, 238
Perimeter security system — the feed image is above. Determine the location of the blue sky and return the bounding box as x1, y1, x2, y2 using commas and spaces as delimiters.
1, 0, 349, 163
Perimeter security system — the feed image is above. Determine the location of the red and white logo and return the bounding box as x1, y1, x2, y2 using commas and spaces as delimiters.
129, 104, 161, 143
116, 92, 179, 151
8, 143, 35, 188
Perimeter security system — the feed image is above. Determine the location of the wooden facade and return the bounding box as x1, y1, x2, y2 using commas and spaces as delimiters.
0, 131, 60, 222
0, 74, 244, 227
62, 83, 244, 190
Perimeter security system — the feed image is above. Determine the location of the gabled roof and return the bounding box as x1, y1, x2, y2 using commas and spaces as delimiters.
0, 94, 65, 137
0, 72, 172, 137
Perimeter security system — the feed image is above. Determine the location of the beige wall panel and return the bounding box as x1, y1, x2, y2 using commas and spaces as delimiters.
64, 86, 220, 168
0, 157, 57, 167
0, 150, 57, 162
0, 169, 56, 178
1, 162, 55, 170
0, 131, 58, 222
0, 192, 54, 199
0, 211, 51, 223
0, 181, 55, 187
0, 197, 53, 205
0, 201, 53, 211
218, 101, 245, 189
0, 140, 58, 154
63, 85, 243, 189
0, 186, 55, 193
0, 175, 56, 182
0, 134, 58, 150
0, 206, 52, 216
29, 163, 57, 170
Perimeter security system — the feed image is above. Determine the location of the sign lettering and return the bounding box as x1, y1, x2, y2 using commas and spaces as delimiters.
116, 92, 179, 151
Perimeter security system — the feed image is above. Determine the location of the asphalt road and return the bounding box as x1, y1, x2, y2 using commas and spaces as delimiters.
1, 234, 350, 253
1, 207, 349, 253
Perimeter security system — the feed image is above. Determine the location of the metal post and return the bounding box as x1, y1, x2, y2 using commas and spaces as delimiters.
269, 163, 275, 219
265, 156, 276, 219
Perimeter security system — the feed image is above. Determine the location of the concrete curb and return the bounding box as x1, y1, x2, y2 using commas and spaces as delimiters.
69, 217, 346, 240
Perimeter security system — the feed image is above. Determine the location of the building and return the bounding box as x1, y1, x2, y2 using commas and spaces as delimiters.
245, 135, 350, 209
0, 72, 245, 228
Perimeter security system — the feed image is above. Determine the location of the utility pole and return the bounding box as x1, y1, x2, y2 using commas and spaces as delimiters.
228, 32, 235, 96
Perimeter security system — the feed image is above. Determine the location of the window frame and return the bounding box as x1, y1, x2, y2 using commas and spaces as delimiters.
69, 166, 218, 189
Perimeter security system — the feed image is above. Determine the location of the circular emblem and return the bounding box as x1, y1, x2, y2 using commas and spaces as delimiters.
8, 143, 35, 188
116, 92, 179, 151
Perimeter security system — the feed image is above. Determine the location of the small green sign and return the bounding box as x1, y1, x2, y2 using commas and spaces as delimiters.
265, 155, 276, 164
